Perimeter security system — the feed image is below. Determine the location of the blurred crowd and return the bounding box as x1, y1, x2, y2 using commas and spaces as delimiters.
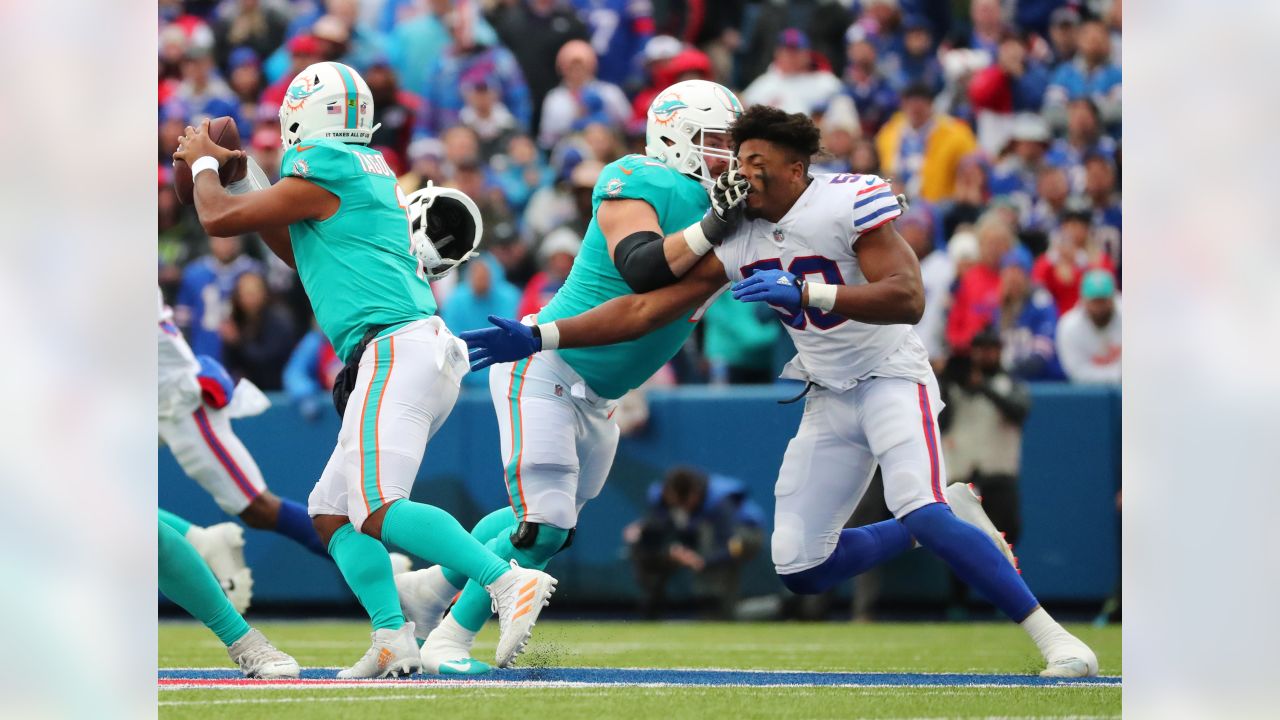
158, 0, 1122, 416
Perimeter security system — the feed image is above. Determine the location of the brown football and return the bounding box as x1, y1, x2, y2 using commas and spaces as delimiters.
172, 116, 248, 205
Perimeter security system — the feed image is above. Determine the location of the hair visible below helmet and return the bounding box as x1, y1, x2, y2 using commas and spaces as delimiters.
406, 182, 483, 281
645, 79, 744, 187
279, 61, 380, 148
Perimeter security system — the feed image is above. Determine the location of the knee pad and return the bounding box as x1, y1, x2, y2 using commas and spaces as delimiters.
770, 512, 806, 571
509, 521, 573, 564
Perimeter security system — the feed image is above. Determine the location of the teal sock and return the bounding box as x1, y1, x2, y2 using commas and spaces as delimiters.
327, 523, 404, 631
441, 507, 517, 589
158, 508, 194, 536
381, 501, 510, 587
451, 523, 570, 633
158, 520, 249, 646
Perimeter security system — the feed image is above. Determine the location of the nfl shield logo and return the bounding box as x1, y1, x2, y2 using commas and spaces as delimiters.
772, 228, 785, 243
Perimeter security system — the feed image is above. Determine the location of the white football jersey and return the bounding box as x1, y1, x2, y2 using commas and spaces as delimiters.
713, 173, 933, 391
158, 287, 202, 418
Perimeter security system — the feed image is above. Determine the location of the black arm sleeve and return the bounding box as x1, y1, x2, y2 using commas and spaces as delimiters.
613, 230, 679, 293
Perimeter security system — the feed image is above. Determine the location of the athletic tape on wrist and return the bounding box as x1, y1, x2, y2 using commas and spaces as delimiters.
683, 222, 713, 256
190, 156, 220, 181
538, 322, 560, 350
806, 282, 838, 312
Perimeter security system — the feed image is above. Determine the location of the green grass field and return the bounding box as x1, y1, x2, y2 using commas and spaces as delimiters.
159, 620, 1121, 719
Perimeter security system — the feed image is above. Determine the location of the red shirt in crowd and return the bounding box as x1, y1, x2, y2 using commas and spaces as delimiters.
946, 263, 1003, 354
1031, 249, 1115, 316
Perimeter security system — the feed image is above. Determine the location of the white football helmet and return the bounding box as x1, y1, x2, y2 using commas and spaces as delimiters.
278, 61, 380, 148
645, 79, 744, 187
406, 182, 482, 281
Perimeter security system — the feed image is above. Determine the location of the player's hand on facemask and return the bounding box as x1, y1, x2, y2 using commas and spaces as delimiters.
459, 315, 542, 372
173, 118, 246, 167
731, 268, 804, 314
698, 169, 752, 245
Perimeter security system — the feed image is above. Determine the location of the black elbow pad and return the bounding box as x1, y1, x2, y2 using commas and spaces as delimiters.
613, 230, 679, 293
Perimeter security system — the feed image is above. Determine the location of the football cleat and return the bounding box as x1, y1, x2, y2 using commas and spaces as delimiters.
945, 483, 1020, 573
227, 628, 300, 679
187, 522, 254, 613
421, 624, 492, 676
1040, 635, 1100, 678
487, 561, 557, 668
396, 565, 459, 642
337, 622, 422, 679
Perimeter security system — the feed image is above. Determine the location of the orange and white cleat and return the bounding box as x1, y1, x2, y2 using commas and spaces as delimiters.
944, 483, 1020, 573
486, 561, 557, 668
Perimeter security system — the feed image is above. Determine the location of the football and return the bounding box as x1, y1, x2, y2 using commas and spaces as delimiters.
172, 116, 248, 205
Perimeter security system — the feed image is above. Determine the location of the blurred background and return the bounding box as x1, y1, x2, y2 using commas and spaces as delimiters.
157, 0, 1121, 623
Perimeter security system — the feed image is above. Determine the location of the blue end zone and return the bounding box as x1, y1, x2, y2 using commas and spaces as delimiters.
160, 667, 1120, 687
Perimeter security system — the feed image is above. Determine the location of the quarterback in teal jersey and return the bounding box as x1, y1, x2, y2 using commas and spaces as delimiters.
172, 60, 558, 677
388, 80, 753, 674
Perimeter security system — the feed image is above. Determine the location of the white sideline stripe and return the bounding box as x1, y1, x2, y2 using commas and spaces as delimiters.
162, 666, 1123, 679
161, 681, 1121, 691
160, 695, 442, 706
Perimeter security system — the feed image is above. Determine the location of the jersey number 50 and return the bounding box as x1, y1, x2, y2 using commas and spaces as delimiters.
740, 257, 847, 330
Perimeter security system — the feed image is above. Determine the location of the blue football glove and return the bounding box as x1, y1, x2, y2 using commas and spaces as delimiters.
458, 315, 543, 372
195, 354, 235, 409
731, 269, 803, 314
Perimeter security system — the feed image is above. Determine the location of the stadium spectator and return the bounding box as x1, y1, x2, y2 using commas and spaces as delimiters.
581, 121, 627, 164
968, 33, 1051, 154
386, 0, 498, 104
176, 44, 244, 128
940, 325, 1030, 616
175, 235, 264, 361
538, 40, 632, 149
441, 124, 483, 169
940, 152, 991, 240
460, 76, 521, 159
624, 467, 764, 619
487, 0, 590, 138
220, 272, 298, 391
1043, 20, 1122, 130
701, 292, 781, 385
1056, 269, 1121, 384
570, 0, 655, 88
988, 113, 1053, 216
946, 212, 1013, 356
517, 227, 581, 319
259, 34, 323, 107
284, 325, 342, 421
226, 47, 265, 117
1031, 203, 1115, 315
859, 0, 908, 80
1046, 97, 1118, 193
365, 57, 420, 167
841, 28, 900, 137
848, 137, 883, 176
995, 246, 1062, 381
1044, 6, 1081, 66
524, 158, 601, 245
1023, 164, 1071, 235
895, 14, 944, 95
397, 137, 446, 194
743, 29, 843, 116
814, 95, 859, 174
902, 206, 954, 369
314, 0, 389, 72
1083, 153, 1122, 262
451, 158, 517, 252
420, 10, 531, 136
212, 0, 288, 72
947, 0, 1006, 58
875, 82, 978, 203
439, 254, 521, 389
493, 134, 554, 217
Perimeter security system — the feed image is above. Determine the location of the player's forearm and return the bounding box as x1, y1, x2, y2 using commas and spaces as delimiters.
193, 173, 253, 237
805, 275, 924, 325
662, 229, 704, 278
554, 294, 680, 349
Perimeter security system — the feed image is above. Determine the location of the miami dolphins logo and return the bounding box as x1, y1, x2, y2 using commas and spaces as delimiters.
284, 75, 325, 111
650, 94, 688, 126
716, 86, 743, 117
605, 178, 624, 197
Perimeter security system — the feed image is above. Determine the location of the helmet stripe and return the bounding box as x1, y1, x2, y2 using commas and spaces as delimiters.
333, 63, 358, 130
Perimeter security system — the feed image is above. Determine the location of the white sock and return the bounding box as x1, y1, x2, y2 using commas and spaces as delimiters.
424, 565, 464, 599
1020, 606, 1071, 655
432, 613, 478, 647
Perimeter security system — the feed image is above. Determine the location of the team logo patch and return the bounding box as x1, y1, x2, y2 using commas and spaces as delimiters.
284, 75, 324, 111
772, 228, 785, 243
650, 94, 688, 126
291, 158, 311, 177
605, 178, 624, 197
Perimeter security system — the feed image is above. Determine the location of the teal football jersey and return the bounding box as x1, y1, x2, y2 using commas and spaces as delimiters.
280, 138, 435, 361
538, 154, 709, 399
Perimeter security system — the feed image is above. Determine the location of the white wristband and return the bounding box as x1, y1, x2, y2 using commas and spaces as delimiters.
683, 222, 713, 256
805, 282, 838, 312
190, 156, 220, 182
537, 322, 560, 350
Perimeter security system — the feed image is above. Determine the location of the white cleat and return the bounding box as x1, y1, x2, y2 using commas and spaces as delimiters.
945, 483, 1020, 573
487, 560, 557, 668
421, 624, 493, 676
1041, 635, 1100, 678
227, 628, 300, 679
388, 552, 414, 577
396, 565, 459, 642
337, 622, 422, 679
188, 522, 254, 613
